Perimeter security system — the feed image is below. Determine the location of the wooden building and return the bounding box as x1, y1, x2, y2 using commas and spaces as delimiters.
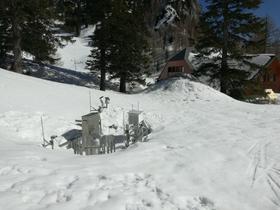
158, 50, 280, 93
158, 48, 193, 81
253, 56, 280, 93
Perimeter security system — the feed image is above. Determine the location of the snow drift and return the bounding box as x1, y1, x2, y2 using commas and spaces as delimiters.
0, 68, 280, 210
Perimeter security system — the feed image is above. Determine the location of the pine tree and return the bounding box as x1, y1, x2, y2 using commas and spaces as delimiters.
59, 0, 87, 37
21, 0, 59, 64
86, 21, 111, 91
0, 0, 59, 72
265, 17, 280, 56
87, 0, 150, 93
195, 0, 264, 95
108, 0, 150, 93
86, 0, 112, 91
0, 3, 10, 67
5, 0, 24, 72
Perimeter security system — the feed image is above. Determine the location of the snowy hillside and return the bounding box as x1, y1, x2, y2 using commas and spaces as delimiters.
55, 26, 95, 72
0, 68, 280, 210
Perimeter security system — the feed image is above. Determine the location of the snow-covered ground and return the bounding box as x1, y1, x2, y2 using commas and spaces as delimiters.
0, 68, 280, 210
56, 26, 95, 72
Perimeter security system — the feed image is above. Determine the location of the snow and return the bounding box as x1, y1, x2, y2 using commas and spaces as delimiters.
247, 54, 274, 66
226, 54, 276, 80
189, 51, 275, 80
55, 26, 95, 72
245, 54, 275, 79
0, 68, 280, 210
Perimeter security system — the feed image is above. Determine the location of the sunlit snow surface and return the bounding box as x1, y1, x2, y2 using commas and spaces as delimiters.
0, 69, 280, 210
56, 26, 95, 73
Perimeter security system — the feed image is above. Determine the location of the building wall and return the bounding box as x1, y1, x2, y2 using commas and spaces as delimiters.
257, 59, 280, 93
158, 60, 193, 80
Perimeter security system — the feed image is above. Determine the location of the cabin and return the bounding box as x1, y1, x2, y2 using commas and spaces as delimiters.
158, 48, 193, 81
223, 54, 280, 93
252, 56, 280, 93
158, 49, 280, 93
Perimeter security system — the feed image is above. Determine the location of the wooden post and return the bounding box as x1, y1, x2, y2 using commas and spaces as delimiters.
41, 117, 46, 147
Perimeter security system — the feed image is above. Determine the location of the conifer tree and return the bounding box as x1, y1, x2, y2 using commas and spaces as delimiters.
108, 0, 150, 93
0, 4, 10, 67
265, 17, 280, 56
59, 0, 88, 37
22, 0, 59, 64
86, 0, 112, 91
0, 0, 59, 72
87, 0, 150, 93
195, 0, 264, 95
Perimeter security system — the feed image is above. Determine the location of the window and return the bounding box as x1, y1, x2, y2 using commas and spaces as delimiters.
168, 66, 183, 73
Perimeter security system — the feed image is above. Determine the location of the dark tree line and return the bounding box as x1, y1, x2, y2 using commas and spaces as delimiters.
0, 0, 271, 97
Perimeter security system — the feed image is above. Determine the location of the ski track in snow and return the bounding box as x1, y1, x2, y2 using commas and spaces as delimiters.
0, 70, 280, 210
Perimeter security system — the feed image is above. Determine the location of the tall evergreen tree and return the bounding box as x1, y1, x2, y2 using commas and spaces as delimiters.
59, 0, 88, 37
195, 0, 264, 94
0, 0, 59, 72
108, 0, 150, 93
0, 3, 10, 67
265, 17, 280, 56
86, 21, 111, 91
86, 0, 112, 91
5, 0, 24, 72
87, 0, 150, 93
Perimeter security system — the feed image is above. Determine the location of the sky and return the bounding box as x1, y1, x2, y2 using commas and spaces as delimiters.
200, 0, 280, 27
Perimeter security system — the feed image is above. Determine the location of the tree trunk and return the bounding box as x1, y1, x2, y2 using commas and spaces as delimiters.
75, 0, 81, 37
99, 23, 107, 91
99, 47, 106, 91
119, 72, 127, 93
221, 0, 229, 94
11, 9, 22, 73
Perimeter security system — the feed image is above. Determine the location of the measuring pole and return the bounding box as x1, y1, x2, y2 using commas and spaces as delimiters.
41, 116, 46, 147
123, 111, 125, 132
89, 90, 92, 112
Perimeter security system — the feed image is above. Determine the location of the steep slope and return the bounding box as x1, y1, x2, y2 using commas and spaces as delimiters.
0, 69, 279, 210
